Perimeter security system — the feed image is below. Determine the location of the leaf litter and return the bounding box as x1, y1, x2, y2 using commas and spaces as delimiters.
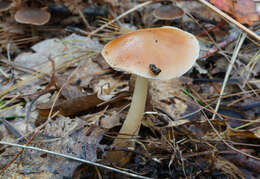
0, 0, 260, 178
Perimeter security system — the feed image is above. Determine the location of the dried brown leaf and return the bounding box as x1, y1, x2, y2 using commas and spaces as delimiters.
210, 0, 259, 25
37, 93, 103, 117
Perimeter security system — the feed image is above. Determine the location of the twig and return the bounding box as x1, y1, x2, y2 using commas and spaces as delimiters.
0, 68, 9, 78
199, 31, 240, 59
65, 26, 106, 37
0, 145, 25, 175
78, 9, 91, 31
181, 6, 232, 62
197, 0, 260, 41
197, 20, 226, 37
0, 141, 151, 179
6, 43, 15, 85
234, 118, 260, 130
0, 111, 59, 175
212, 33, 247, 120
88, 1, 152, 37
0, 58, 39, 74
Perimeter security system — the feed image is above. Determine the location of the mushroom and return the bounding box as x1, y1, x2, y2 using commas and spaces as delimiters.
14, 7, 50, 25
153, 4, 184, 20
0, 1, 12, 12
101, 26, 200, 165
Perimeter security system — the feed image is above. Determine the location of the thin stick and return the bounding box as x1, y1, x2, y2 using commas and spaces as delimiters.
212, 33, 247, 120
78, 9, 91, 31
88, 1, 152, 37
0, 68, 9, 78
0, 94, 20, 109
197, 0, 260, 41
0, 58, 39, 74
0, 141, 151, 179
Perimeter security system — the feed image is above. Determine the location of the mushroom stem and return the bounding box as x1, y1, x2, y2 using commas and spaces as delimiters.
106, 76, 148, 165
117, 75, 148, 138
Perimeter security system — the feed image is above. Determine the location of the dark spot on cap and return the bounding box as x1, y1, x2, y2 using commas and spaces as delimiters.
149, 64, 161, 75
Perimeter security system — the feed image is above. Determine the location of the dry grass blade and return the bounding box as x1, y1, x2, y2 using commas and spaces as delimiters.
212, 32, 247, 120
0, 51, 97, 97
88, 1, 152, 37
0, 68, 9, 78
242, 50, 260, 87
0, 94, 20, 110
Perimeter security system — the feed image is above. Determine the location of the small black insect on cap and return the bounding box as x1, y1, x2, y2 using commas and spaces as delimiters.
149, 64, 161, 75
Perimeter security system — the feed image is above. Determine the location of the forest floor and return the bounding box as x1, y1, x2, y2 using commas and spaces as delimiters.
0, 0, 260, 178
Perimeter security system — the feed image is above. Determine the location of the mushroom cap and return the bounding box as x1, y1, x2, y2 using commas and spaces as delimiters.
101, 26, 200, 80
153, 5, 184, 20
0, 1, 12, 12
15, 7, 50, 25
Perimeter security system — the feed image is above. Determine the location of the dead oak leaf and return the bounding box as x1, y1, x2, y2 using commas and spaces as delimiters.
210, 0, 259, 25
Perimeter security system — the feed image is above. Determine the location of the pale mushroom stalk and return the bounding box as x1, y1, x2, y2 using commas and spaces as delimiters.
114, 76, 148, 144
105, 76, 148, 166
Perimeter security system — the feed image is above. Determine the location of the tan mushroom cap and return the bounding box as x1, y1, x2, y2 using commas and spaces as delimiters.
153, 5, 184, 20
0, 1, 12, 12
102, 26, 200, 80
15, 7, 50, 25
